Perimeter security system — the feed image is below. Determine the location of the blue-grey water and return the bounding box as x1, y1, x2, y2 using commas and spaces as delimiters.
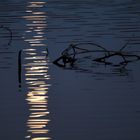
0, 0, 140, 140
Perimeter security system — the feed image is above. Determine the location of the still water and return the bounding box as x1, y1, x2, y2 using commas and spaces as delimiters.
0, 0, 140, 140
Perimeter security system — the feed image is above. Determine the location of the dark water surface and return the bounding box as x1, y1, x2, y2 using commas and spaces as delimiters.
0, 0, 140, 140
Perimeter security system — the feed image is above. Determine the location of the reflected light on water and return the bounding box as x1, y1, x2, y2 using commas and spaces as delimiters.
23, 1, 50, 140
23, 1, 47, 47
31, 137, 51, 140
24, 49, 51, 139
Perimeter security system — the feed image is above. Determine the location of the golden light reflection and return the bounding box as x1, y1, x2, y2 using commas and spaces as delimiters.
25, 73, 47, 76
29, 112, 50, 118
25, 66, 48, 70
31, 44, 46, 47
23, 1, 50, 139
27, 91, 48, 96
33, 21, 47, 24
24, 49, 51, 139
32, 12, 46, 15
26, 77, 50, 81
26, 81, 46, 84
31, 105, 47, 108
32, 137, 51, 140
28, 125, 46, 129
23, 0, 47, 48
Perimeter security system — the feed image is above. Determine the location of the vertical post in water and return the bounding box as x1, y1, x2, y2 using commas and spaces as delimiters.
18, 50, 22, 88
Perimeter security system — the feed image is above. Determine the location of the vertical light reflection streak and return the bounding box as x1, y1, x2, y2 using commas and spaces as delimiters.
24, 49, 51, 140
23, 1, 47, 47
23, 1, 51, 140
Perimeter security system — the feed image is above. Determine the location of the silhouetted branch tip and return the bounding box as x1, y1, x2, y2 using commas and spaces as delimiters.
0, 25, 13, 46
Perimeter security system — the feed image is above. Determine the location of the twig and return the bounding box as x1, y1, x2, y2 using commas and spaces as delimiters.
0, 25, 13, 45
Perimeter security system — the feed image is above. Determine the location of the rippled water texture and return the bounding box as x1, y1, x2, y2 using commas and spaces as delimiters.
0, 0, 140, 140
